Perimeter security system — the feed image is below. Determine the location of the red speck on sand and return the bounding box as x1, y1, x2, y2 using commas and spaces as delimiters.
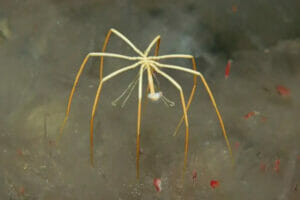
153, 178, 162, 192
244, 111, 255, 119
19, 187, 25, 196
274, 159, 280, 173
48, 140, 56, 146
210, 180, 219, 189
297, 155, 300, 160
225, 60, 232, 79
276, 85, 290, 96
260, 163, 267, 172
17, 149, 23, 156
261, 117, 267, 123
232, 5, 238, 12
234, 141, 240, 150
192, 171, 197, 184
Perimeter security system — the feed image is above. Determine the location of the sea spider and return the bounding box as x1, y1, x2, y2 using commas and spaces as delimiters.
60, 29, 233, 178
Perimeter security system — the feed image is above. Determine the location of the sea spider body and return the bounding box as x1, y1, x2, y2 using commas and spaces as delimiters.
60, 28, 233, 178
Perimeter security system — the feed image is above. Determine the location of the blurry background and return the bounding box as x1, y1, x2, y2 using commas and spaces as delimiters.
0, 0, 299, 199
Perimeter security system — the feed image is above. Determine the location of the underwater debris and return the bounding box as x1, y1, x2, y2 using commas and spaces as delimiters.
231, 5, 238, 13
225, 59, 232, 79
234, 141, 240, 150
17, 149, 23, 156
210, 180, 219, 189
276, 85, 290, 96
260, 162, 267, 172
261, 116, 267, 123
192, 170, 197, 185
18, 186, 25, 196
274, 159, 280, 173
244, 111, 258, 119
153, 178, 162, 192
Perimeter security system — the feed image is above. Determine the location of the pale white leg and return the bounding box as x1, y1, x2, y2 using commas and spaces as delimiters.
110, 28, 144, 57
144, 35, 161, 56
148, 54, 193, 60
111, 72, 140, 107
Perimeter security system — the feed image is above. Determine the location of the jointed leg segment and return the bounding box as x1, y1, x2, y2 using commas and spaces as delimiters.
99, 28, 144, 80
152, 61, 233, 162
151, 65, 190, 171
173, 57, 198, 136
90, 62, 142, 166
59, 52, 139, 139
136, 66, 144, 179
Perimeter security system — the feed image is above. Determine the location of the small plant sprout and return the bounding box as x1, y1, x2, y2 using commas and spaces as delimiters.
59, 28, 233, 178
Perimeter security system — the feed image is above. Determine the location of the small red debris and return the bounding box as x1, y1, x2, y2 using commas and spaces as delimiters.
232, 5, 238, 13
276, 85, 290, 96
17, 149, 23, 156
48, 140, 56, 146
225, 60, 232, 79
153, 178, 162, 192
274, 159, 280, 173
19, 186, 25, 196
297, 155, 300, 160
234, 141, 240, 150
261, 117, 267, 123
210, 180, 219, 189
244, 111, 255, 119
192, 170, 197, 184
260, 163, 266, 172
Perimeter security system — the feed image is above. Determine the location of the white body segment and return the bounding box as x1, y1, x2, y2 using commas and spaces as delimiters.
147, 91, 162, 101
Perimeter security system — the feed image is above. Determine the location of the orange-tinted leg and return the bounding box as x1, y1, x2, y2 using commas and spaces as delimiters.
136, 67, 144, 179
99, 30, 113, 80
143, 38, 161, 114
90, 81, 104, 166
173, 57, 197, 136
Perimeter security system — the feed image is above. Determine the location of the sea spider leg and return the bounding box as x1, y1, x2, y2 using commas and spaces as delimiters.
150, 64, 190, 171
153, 61, 234, 163
144, 35, 161, 56
142, 36, 161, 113
136, 65, 145, 179
99, 28, 144, 80
173, 57, 197, 136
59, 53, 140, 139
111, 72, 140, 107
90, 61, 142, 166
148, 54, 198, 135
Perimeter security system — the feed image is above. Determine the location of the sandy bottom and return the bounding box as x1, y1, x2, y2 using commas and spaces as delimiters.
1, 0, 300, 199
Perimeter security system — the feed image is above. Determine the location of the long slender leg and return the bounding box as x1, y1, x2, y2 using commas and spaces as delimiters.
142, 37, 161, 115
111, 72, 140, 107
99, 30, 113, 80
58, 53, 140, 140
90, 63, 141, 166
136, 66, 144, 179
110, 29, 144, 56
144, 35, 160, 56
173, 57, 197, 136
151, 65, 190, 171
153, 62, 234, 163
148, 54, 194, 60
99, 29, 145, 80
